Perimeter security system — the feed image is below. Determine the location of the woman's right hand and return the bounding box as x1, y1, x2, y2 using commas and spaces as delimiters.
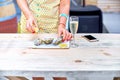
26, 15, 38, 33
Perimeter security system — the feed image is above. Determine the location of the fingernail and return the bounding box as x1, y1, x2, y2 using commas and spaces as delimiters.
32, 31, 35, 33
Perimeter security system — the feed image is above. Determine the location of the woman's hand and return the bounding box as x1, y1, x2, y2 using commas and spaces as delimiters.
58, 24, 72, 41
26, 15, 38, 33
16, 0, 38, 33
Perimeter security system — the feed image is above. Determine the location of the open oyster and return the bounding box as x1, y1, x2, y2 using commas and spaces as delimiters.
34, 38, 43, 46
43, 38, 54, 44
53, 37, 62, 45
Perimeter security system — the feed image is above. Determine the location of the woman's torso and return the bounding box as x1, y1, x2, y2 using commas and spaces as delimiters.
20, 0, 60, 33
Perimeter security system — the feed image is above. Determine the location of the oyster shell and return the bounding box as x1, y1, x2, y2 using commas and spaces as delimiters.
53, 37, 62, 45
43, 38, 54, 44
34, 38, 43, 46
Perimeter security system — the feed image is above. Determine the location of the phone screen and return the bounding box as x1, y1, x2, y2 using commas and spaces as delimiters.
82, 35, 99, 42
84, 35, 96, 40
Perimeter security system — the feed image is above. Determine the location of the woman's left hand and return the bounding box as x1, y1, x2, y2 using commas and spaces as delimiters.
58, 24, 72, 41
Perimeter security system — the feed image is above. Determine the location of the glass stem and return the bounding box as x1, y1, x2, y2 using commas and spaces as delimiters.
73, 34, 75, 44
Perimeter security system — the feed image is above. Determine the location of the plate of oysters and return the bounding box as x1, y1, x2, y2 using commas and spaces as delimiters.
31, 36, 70, 49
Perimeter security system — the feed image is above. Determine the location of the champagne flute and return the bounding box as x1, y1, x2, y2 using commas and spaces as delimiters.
70, 16, 79, 48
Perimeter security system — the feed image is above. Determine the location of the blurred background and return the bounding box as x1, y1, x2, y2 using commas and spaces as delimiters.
0, 0, 120, 33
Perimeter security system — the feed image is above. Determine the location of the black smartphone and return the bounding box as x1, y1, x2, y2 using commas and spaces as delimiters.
82, 35, 99, 42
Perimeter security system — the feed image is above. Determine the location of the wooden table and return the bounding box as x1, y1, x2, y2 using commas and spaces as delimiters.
0, 34, 120, 80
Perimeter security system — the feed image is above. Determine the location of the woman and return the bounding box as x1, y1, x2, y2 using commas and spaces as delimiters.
17, 0, 72, 41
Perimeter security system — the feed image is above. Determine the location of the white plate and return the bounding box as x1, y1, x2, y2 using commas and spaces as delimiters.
29, 41, 70, 49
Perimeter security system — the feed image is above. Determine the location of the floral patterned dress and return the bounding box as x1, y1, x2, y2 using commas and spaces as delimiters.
20, 0, 60, 33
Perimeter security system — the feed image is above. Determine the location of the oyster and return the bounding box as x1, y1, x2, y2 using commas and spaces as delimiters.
34, 38, 43, 46
53, 37, 62, 45
43, 38, 54, 44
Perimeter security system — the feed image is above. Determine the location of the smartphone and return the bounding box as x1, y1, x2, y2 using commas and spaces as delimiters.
82, 35, 99, 42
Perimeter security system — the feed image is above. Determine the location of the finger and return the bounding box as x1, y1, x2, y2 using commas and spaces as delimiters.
58, 30, 62, 38
66, 31, 71, 40
65, 31, 69, 41
66, 31, 72, 41
30, 21, 36, 32
34, 21, 39, 33
27, 26, 34, 33
62, 30, 66, 41
34, 20, 38, 28
26, 22, 33, 33
65, 31, 70, 41
68, 33, 72, 40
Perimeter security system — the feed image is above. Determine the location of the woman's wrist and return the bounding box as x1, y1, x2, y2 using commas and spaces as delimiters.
58, 23, 66, 29
59, 14, 68, 29
59, 23, 65, 27
24, 11, 33, 20
60, 13, 68, 19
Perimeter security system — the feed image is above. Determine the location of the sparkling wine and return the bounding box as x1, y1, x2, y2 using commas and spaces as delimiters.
70, 21, 78, 34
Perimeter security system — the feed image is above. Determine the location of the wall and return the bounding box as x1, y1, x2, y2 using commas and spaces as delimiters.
86, 0, 120, 13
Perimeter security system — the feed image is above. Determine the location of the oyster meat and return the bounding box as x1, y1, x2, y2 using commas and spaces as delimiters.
43, 38, 54, 44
